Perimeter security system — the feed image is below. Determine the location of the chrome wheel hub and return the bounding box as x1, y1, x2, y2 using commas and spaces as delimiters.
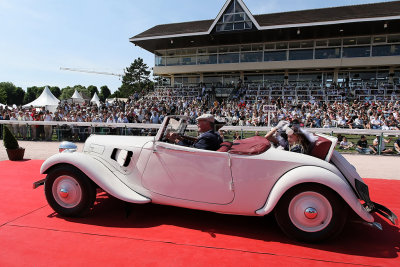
304, 207, 318, 219
288, 192, 332, 232
59, 188, 69, 198
52, 176, 82, 208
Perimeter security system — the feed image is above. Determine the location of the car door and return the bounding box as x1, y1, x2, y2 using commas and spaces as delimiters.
141, 142, 234, 204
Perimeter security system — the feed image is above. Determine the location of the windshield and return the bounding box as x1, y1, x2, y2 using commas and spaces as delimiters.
162, 117, 189, 141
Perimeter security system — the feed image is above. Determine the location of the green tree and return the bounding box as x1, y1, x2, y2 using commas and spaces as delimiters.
99, 85, 111, 101
118, 58, 151, 97
24, 86, 39, 104
36, 87, 45, 97
14, 87, 25, 106
60, 86, 75, 100
72, 85, 91, 99
87, 85, 99, 97
0, 82, 24, 105
0, 87, 7, 104
50, 86, 61, 99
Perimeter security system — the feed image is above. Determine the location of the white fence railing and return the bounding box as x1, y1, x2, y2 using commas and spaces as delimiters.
1, 120, 400, 136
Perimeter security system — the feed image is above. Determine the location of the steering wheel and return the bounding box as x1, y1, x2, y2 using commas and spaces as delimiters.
163, 132, 182, 144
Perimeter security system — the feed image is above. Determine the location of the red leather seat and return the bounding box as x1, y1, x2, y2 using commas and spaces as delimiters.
217, 142, 233, 152
229, 136, 271, 155
310, 136, 332, 160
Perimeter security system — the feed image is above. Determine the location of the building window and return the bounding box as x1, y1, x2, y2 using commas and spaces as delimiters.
203, 76, 222, 85
197, 55, 218, 65
244, 75, 263, 83
388, 35, 400, 43
216, 0, 253, 32
218, 53, 240, 64
264, 51, 287, 62
155, 56, 166, 66
289, 49, 313, 60
240, 52, 263, 62
315, 48, 341, 59
181, 56, 197, 65
264, 74, 285, 83
343, 46, 371, 58
166, 57, 181, 66
156, 34, 400, 67
372, 45, 400, 57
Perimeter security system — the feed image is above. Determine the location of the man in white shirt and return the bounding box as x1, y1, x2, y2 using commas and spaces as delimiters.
372, 135, 392, 154
370, 116, 382, 129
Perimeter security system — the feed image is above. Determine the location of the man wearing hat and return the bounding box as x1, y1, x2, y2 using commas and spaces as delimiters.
166, 114, 222, 151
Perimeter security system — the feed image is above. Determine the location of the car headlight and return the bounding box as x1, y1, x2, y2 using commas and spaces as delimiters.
59, 141, 78, 153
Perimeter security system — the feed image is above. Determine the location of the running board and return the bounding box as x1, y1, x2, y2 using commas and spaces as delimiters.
33, 179, 46, 189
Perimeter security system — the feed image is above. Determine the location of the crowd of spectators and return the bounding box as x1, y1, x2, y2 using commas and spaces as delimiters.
1, 89, 400, 147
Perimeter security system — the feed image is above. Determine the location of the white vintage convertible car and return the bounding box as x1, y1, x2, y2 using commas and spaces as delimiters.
34, 116, 398, 242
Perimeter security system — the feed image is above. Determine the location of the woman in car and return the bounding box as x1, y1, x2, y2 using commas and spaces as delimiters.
286, 128, 311, 154
265, 120, 311, 154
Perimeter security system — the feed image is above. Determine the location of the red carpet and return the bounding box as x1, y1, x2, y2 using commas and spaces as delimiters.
0, 160, 399, 266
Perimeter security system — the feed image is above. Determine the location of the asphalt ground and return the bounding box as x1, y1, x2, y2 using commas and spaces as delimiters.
0, 141, 399, 180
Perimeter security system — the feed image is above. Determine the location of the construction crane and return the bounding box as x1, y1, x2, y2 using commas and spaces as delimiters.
60, 67, 123, 77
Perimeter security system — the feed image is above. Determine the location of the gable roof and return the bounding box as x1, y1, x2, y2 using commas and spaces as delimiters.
131, 1, 400, 41
208, 0, 261, 32
23, 87, 60, 108
71, 90, 84, 100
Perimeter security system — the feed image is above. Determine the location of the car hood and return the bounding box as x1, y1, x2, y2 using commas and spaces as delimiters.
83, 135, 154, 153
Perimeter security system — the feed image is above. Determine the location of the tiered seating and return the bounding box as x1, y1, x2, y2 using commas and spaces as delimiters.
149, 82, 400, 104
143, 86, 200, 101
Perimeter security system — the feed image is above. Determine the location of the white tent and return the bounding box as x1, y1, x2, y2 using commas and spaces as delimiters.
23, 86, 60, 112
71, 90, 85, 103
90, 92, 101, 106
0, 103, 12, 110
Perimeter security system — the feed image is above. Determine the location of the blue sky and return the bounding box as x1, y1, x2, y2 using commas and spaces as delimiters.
0, 0, 394, 92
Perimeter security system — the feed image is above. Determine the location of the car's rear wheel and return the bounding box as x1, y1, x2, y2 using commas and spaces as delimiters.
45, 165, 96, 217
274, 183, 348, 243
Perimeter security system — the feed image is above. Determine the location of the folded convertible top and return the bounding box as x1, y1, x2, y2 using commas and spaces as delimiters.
218, 136, 271, 155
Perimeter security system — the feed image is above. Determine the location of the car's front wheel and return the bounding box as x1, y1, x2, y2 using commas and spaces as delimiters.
45, 165, 97, 217
274, 183, 348, 243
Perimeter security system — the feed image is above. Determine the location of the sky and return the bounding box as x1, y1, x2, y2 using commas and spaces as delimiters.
0, 0, 395, 92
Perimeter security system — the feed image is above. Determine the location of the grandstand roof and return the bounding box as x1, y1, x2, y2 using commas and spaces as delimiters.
132, 1, 400, 40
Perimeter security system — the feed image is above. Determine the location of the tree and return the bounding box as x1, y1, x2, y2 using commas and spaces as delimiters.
0, 87, 6, 104
87, 85, 99, 97
0, 82, 24, 105
36, 87, 45, 98
118, 58, 151, 97
50, 86, 61, 99
73, 85, 90, 99
99, 85, 111, 102
60, 86, 75, 100
24, 87, 39, 104
60, 85, 88, 100
14, 87, 25, 106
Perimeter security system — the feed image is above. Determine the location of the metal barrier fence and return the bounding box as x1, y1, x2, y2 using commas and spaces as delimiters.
1, 120, 399, 155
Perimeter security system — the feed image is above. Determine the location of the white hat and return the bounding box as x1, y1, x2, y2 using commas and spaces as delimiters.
286, 127, 294, 136
196, 114, 215, 123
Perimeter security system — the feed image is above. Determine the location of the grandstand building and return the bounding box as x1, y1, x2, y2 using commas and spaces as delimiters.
130, 0, 400, 102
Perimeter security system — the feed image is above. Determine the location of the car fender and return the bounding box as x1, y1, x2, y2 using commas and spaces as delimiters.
255, 166, 374, 223
41, 152, 151, 204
